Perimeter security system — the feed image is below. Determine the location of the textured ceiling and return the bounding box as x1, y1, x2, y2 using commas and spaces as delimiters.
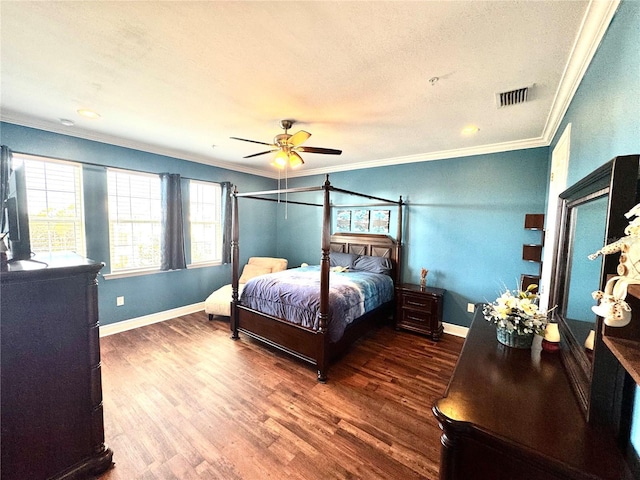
0, 1, 619, 177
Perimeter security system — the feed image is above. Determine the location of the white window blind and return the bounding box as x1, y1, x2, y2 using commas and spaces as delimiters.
189, 180, 222, 265
107, 169, 161, 272
22, 155, 86, 255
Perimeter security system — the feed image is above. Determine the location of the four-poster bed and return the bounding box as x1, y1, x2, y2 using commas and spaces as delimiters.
230, 175, 404, 382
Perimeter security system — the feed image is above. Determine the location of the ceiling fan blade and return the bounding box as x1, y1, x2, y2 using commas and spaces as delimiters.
243, 149, 278, 158
298, 146, 342, 155
230, 136, 274, 146
288, 130, 311, 147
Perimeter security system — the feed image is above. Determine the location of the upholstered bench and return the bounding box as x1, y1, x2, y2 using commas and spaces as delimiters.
205, 256, 287, 319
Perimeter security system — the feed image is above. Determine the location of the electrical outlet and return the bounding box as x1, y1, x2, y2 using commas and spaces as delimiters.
116, 296, 124, 307
467, 303, 475, 313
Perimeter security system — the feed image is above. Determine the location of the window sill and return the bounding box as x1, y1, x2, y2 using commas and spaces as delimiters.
103, 261, 224, 279
187, 261, 223, 269
103, 268, 162, 280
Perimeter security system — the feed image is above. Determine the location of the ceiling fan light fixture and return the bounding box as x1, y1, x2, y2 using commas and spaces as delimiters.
274, 150, 289, 167
231, 119, 341, 170
289, 151, 304, 169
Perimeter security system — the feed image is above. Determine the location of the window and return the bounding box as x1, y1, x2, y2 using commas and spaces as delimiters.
21, 154, 86, 255
107, 169, 161, 272
189, 180, 222, 265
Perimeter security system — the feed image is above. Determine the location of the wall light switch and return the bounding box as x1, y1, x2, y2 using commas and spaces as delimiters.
467, 303, 475, 313
116, 296, 124, 306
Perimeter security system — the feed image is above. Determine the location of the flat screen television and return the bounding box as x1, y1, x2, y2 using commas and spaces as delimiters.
1, 146, 31, 261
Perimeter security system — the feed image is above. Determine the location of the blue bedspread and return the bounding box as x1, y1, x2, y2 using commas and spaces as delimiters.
239, 265, 394, 342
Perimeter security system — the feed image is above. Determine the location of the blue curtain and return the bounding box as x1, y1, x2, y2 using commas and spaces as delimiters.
1, 146, 12, 232
160, 173, 186, 270
221, 181, 232, 264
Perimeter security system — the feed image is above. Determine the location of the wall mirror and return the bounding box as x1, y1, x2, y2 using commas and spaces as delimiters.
550, 155, 639, 419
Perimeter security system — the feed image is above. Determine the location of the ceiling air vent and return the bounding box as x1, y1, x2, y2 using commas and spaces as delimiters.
496, 86, 530, 108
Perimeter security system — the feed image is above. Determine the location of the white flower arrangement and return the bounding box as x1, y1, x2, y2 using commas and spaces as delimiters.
483, 284, 549, 335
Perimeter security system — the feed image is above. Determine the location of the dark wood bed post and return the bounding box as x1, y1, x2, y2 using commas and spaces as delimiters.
396, 196, 403, 285
230, 185, 240, 339
317, 174, 331, 383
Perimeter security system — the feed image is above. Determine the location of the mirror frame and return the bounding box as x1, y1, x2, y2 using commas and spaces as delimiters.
549, 155, 639, 419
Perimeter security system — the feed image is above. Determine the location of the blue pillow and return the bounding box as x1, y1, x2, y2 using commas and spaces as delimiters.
353, 255, 392, 275
329, 252, 359, 269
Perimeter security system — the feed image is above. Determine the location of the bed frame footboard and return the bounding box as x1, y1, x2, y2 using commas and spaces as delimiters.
232, 305, 329, 382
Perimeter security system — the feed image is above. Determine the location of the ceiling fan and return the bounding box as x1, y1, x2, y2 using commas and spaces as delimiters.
230, 119, 342, 169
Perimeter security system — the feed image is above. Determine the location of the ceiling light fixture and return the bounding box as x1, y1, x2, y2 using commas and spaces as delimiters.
462, 125, 480, 135
59, 118, 75, 126
77, 108, 101, 119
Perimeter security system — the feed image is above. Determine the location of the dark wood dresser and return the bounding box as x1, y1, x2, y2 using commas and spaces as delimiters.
395, 284, 445, 340
432, 310, 631, 480
1, 253, 113, 480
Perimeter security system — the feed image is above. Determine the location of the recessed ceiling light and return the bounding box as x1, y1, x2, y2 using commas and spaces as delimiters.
59, 118, 75, 126
462, 125, 480, 135
77, 109, 101, 119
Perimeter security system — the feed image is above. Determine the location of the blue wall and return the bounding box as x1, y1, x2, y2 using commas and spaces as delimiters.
0, 122, 277, 325
550, 0, 640, 182
278, 148, 549, 328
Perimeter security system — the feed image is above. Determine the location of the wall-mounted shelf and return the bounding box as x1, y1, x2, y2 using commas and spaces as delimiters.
522, 244, 543, 262
524, 213, 545, 230
603, 337, 640, 386
521, 213, 544, 292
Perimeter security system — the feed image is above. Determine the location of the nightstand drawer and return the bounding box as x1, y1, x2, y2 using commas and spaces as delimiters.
401, 293, 437, 313
401, 308, 431, 325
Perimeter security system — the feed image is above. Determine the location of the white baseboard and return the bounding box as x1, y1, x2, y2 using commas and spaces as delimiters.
99, 302, 205, 337
443, 322, 469, 338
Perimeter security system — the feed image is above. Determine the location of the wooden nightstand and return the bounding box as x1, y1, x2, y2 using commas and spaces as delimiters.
395, 284, 445, 340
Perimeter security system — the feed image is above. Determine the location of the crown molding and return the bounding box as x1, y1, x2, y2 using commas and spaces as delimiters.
287, 136, 549, 178
0, 111, 271, 178
541, 0, 620, 145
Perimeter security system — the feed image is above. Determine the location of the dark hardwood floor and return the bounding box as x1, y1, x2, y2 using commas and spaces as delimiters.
98, 313, 464, 480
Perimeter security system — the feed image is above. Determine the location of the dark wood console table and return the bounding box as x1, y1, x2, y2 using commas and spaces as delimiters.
433, 310, 631, 480
1, 253, 113, 480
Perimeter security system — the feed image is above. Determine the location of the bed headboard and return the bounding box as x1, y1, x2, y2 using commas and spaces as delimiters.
330, 233, 401, 284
